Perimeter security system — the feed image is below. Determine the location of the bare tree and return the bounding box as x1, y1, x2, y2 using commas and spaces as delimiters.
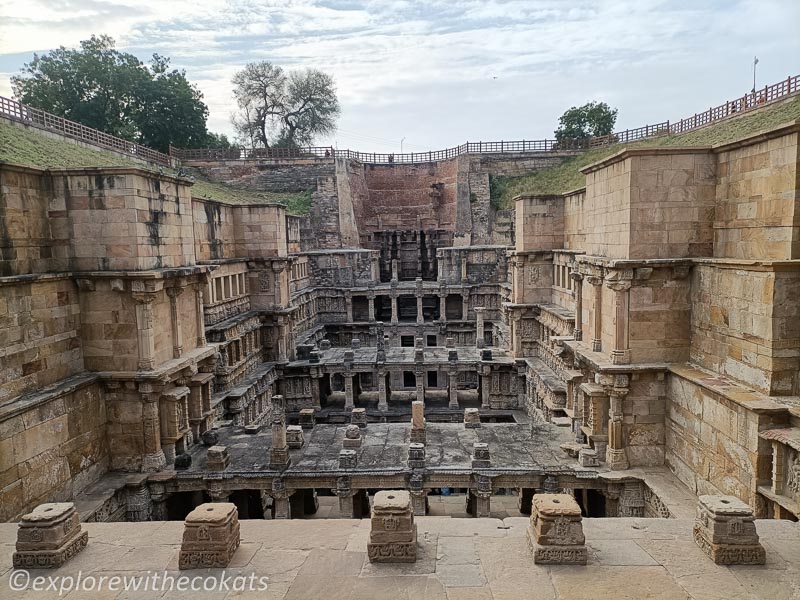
231, 61, 339, 148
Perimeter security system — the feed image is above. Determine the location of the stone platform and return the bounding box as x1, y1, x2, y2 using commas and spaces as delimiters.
1, 517, 797, 599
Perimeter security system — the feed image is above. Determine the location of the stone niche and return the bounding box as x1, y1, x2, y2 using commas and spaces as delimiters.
367, 490, 417, 563
179, 503, 241, 569
13, 503, 89, 568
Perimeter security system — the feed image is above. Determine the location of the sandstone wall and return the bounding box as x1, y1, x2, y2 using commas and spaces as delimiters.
714, 129, 800, 260
689, 262, 800, 395
0, 377, 107, 521
192, 200, 236, 261
185, 158, 335, 193
624, 371, 667, 466
514, 195, 564, 253
0, 276, 83, 402
437, 246, 510, 285
665, 365, 787, 507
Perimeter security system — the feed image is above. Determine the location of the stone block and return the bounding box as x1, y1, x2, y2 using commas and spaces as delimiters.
299, 408, 316, 429
578, 448, 600, 467
179, 503, 240, 569
207, 445, 230, 471
693, 495, 765, 565
343, 424, 362, 448
13, 503, 88, 568
527, 494, 587, 565
244, 424, 260, 434
201, 430, 219, 446
464, 408, 481, 428
368, 490, 417, 563
286, 425, 304, 449
351, 407, 367, 428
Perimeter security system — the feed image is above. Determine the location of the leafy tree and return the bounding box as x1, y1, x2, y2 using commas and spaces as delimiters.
11, 35, 211, 152
204, 131, 233, 149
232, 61, 339, 148
554, 101, 618, 145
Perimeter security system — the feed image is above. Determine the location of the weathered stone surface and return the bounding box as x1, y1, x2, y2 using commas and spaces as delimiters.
693, 494, 765, 565
527, 494, 587, 565
368, 491, 417, 563
464, 408, 481, 429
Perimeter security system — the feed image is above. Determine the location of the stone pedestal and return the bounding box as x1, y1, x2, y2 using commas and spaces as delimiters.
179, 503, 240, 569
408, 443, 426, 469
343, 424, 363, 448
527, 494, 587, 565
287, 425, 305, 449
578, 448, 600, 467
472, 442, 490, 468
340, 449, 358, 469
368, 491, 417, 563
351, 408, 368, 428
464, 408, 481, 428
410, 399, 426, 443
299, 408, 316, 429
207, 445, 230, 471
693, 495, 766, 565
13, 503, 88, 568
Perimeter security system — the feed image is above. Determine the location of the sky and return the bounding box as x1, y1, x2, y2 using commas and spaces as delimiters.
0, 0, 798, 153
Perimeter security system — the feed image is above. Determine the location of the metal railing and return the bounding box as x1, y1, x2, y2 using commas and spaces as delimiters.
0, 96, 172, 166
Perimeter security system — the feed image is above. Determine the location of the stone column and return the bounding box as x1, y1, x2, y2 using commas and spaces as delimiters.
474, 476, 492, 518
140, 382, 166, 472
167, 285, 185, 359
344, 373, 355, 410
377, 369, 388, 411
391, 288, 398, 325
345, 291, 353, 322
448, 368, 459, 408
391, 259, 399, 282
439, 294, 447, 323
195, 282, 207, 347
607, 279, 631, 365
310, 374, 322, 410
415, 278, 424, 324
570, 272, 584, 341
206, 485, 230, 503
475, 306, 486, 348
462, 289, 469, 321
606, 388, 629, 470
587, 276, 603, 352
415, 369, 425, 404
271, 481, 292, 519
368, 291, 376, 321
335, 477, 355, 518
269, 395, 290, 468
132, 290, 157, 371
125, 476, 152, 522
480, 368, 491, 409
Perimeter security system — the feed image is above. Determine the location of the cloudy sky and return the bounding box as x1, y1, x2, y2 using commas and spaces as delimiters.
0, 0, 798, 152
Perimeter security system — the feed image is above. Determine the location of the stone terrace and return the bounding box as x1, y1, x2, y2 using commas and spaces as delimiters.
1, 517, 797, 599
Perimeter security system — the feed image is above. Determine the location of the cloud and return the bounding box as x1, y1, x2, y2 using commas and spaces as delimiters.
1, 0, 798, 150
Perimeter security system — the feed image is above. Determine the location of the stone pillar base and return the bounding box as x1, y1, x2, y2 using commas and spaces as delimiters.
526, 494, 587, 565
368, 491, 417, 563
269, 447, 291, 469
141, 450, 167, 473
693, 495, 766, 565
179, 503, 240, 569
605, 448, 629, 470
13, 503, 88, 569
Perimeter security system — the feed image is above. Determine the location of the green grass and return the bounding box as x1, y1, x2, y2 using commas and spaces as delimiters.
0, 119, 313, 215
493, 96, 800, 209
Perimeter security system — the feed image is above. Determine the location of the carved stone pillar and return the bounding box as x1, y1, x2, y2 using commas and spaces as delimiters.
415, 369, 425, 404
390, 288, 398, 325
368, 291, 376, 321
206, 483, 230, 503
195, 281, 207, 347
269, 395, 290, 468
132, 291, 157, 371
570, 272, 584, 341
448, 369, 459, 409
377, 369, 388, 411
391, 259, 399, 282
335, 476, 355, 518
606, 278, 631, 365
271, 480, 292, 519
140, 382, 166, 472
345, 291, 353, 322
474, 476, 492, 518
606, 388, 629, 470
462, 289, 469, 321
167, 284, 185, 359
125, 476, 152, 522
587, 276, 603, 352
475, 306, 486, 348
310, 374, 322, 410
480, 368, 491, 409
439, 294, 447, 323
415, 278, 424, 324
344, 373, 355, 410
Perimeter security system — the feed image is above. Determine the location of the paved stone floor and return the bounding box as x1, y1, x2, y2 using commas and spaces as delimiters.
2, 517, 798, 599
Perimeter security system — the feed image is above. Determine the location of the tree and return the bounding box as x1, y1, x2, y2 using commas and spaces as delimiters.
11, 35, 211, 152
232, 61, 340, 148
554, 101, 618, 145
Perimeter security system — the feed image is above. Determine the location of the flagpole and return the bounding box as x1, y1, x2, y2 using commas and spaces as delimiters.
752, 56, 758, 93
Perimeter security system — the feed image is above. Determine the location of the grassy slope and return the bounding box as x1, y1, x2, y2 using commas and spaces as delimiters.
495, 96, 800, 208
0, 120, 312, 215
